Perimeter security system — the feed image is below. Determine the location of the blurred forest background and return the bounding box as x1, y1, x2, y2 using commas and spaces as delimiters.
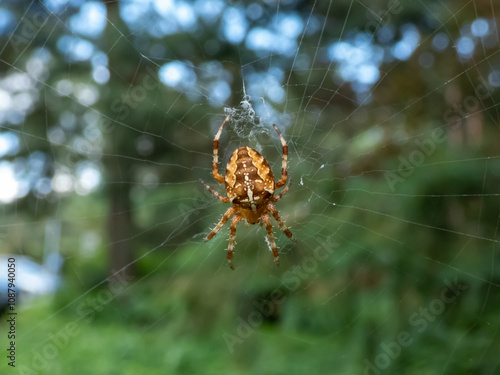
1, 0, 500, 374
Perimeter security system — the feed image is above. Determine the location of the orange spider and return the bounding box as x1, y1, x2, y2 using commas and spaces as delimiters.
201, 115, 295, 270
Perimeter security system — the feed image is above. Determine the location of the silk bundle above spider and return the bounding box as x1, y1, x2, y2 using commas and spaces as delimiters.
201, 115, 295, 270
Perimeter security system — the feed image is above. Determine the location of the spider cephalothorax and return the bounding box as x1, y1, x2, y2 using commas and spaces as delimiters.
201, 115, 294, 270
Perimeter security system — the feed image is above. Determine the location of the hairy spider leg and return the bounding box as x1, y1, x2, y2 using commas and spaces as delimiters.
200, 179, 229, 203
205, 206, 238, 241
227, 213, 244, 270
212, 115, 231, 184
272, 124, 288, 188
271, 179, 290, 202
267, 203, 295, 241
262, 212, 280, 267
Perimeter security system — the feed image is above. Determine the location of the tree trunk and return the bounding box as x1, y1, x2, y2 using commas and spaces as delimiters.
101, 0, 136, 281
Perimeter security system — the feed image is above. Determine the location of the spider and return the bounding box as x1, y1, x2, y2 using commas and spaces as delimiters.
200, 115, 295, 270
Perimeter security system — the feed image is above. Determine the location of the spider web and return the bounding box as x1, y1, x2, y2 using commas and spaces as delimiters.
1, 0, 500, 373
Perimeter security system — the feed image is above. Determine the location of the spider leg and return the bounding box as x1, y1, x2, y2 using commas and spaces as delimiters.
271, 178, 291, 202
200, 179, 230, 203
212, 115, 231, 184
205, 206, 238, 241
227, 212, 244, 270
272, 124, 288, 188
267, 203, 295, 242
262, 212, 279, 267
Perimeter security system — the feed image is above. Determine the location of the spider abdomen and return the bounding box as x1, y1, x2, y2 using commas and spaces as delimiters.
225, 146, 275, 212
